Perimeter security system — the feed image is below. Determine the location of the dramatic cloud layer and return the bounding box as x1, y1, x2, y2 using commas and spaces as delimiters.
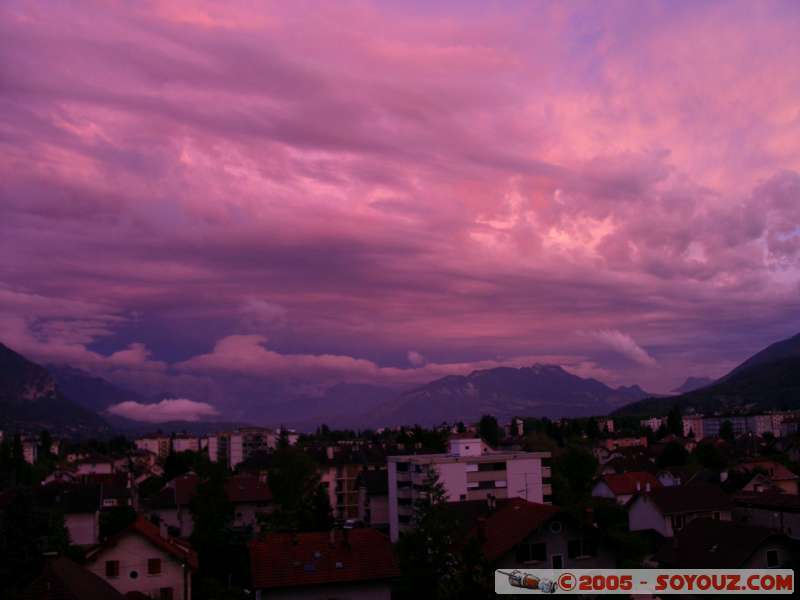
2, 1, 800, 419
108, 398, 219, 423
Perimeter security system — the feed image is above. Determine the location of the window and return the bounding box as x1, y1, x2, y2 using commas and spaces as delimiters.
671, 515, 685, 531
148, 558, 162, 575
477, 462, 506, 472
568, 539, 598, 559
515, 541, 546, 563
766, 550, 779, 568
105, 560, 119, 577
159, 588, 174, 600
396, 462, 409, 472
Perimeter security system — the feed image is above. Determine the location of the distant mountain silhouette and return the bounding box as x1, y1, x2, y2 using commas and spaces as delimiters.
47, 364, 146, 412
367, 364, 650, 426
0, 343, 108, 435
615, 332, 800, 417
671, 376, 713, 394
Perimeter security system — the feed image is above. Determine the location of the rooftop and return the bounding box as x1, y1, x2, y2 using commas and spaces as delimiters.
249, 529, 399, 590
635, 483, 733, 515
600, 472, 661, 496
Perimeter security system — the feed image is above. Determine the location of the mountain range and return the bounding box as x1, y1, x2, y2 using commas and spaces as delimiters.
614, 333, 800, 417
0, 343, 109, 435
364, 364, 650, 426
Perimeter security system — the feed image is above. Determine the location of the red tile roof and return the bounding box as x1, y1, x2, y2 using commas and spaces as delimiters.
89, 517, 198, 570
225, 474, 272, 504
249, 529, 399, 590
470, 498, 561, 561
602, 471, 661, 496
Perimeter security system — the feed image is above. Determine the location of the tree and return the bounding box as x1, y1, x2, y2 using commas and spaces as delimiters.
719, 420, 735, 443
190, 472, 234, 577
667, 405, 683, 437
100, 506, 136, 540
657, 441, 689, 468
551, 446, 597, 507
693, 442, 727, 469
265, 447, 332, 532
396, 469, 482, 599
478, 415, 500, 447
586, 417, 600, 439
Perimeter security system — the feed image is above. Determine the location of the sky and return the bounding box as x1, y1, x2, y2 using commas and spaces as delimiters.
2, 1, 800, 422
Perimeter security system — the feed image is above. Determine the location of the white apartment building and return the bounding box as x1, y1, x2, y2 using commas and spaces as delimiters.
387, 436, 551, 542
206, 428, 299, 469
134, 435, 171, 458
171, 435, 200, 453
641, 417, 666, 433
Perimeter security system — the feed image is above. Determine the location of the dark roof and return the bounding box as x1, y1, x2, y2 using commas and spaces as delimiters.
249, 529, 399, 590
88, 516, 198, 570
225, 474, 272, 503
637, 483, 733, 515
601, 472, 661, 496
735, 491, 800, 513
654, 518, 794, 568
358, 470, 388, 496
19, 556, 126, 600
446, 498, 561, 561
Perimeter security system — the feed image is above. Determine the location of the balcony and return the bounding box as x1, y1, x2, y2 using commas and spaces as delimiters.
542, 484, 552, 496
542, 466, 551, 479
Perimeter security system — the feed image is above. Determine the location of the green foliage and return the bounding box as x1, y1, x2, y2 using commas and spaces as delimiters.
190, 472, 234, 577
551, 446, 598, 507
478, 415, 500, 446
692, 441, 727, 469
396, 469, 487, 599
719, 420, 735, 443
263, 447, 332, 532
657, 441, 689, 468
667, 405, 683, 436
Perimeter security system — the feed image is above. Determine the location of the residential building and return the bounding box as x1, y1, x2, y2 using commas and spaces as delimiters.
682, 415, 704, 440
248, 529, 400, 600
735, 459, 799, 495
225, 473, 274, 529
36, 484, 101, 546
601, 436, 647, 451
23, 439, 37, 464
735, 492, 800, 539
640, 417, 665, 433
86, 516, 197, 600
591, 472, 661, 505
171, 435, 200, 453
74, 454, 115, 476
147, 473, 200, 538
320, 463, 363, 520
628, 483, 733, 537
387, 436, 551, 542
135, 435, 171, 459
357, 470, 389, 531
207, 428, 299, 469
448, 497, 616, 570
654, 518, 798, 568
21, 556, 126, 600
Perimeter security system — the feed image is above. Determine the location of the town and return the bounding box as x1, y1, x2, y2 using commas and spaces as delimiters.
2, 405, 800, 598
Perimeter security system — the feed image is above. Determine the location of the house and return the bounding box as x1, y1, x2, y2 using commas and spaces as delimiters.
74, 454, 115, 476
19, 556, 126, 600
734, 459, 799, 495
225, 473, 274, 529
591, 472, 661, 505
36, 484, 101, 546
147, 473, 199, 538
601, 436, 647, 451
735, 491, 800, 539
85, 516, 197, 600
628, 483, 733, 537
387, 436, 551, 541
654, 518, 798, 568
249, 529, 400, 600
448, 497, 616, 570
357, 470, 389, 531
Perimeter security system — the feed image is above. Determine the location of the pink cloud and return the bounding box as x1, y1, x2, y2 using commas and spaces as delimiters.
107, 398, 219, 422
